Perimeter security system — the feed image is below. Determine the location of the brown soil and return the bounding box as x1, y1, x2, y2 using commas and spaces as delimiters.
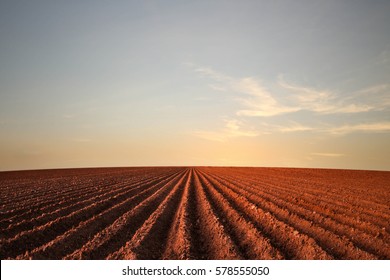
0, 167, 389, 259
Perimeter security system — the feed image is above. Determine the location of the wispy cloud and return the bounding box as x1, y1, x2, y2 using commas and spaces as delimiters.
195, 67, 299, 117
191, 65, 390, 137
326, 122, 390, 135
275, 122, 314, 133
356, 84, 390, 95
273, 121, 390, 135
234, 77, 300, 117
311, 152, 345, 157
278, 77, 376, 114
195, 67, 229, 82
192, 119, 258, 142
194, 65, 388, 117
351, 84, 390, 109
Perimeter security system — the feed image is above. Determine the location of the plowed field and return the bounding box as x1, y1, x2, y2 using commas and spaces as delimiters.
1, 167, 389, 260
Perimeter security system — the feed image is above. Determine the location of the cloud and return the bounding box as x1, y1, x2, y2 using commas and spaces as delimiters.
190, 64, 390, 137
351, 84, 390, 109
195, 67, 229, 82
273, 121, 390, 135
208, 84, 227, 92
311, 152, 345, 157
234, 77, 300, 117
276, 122, 313, 133
192, 119, 258, 142
224, 119, 259, 137
195, 66, 387, 118
326, 122, 390, 135
195, 67, 299, 117
356, 84, 390, 95
192, 119, 390, 140
278, 77, 377, 114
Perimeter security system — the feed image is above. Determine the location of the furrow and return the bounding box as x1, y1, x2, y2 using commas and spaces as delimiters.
161, 169, 193, 259
1, 178, 103, 210
0, 167, 177, 217
64, 169, 189, 260
196, 170, 284, 259
188, 170, 242, 259
0, 179, 119, 224
213, 168, 390, 228
15, 170, 185, 259
108, 169, 191, 259
235, 177, 390, 258
1, 167, 388, 260
246, 173, 390, 231
0, 170, 174, 225
209, 170, 390, 258
252, 179, 390, 238
198, 169, 332, 259
186, 170, 207, 259
0, 171, 179, 259
205, 170, 376, 259
0, 171, 175, 238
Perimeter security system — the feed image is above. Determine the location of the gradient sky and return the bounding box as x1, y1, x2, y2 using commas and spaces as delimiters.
1, 0, 389, 171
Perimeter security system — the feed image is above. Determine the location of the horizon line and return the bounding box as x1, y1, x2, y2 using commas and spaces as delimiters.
1, 165, 389, 173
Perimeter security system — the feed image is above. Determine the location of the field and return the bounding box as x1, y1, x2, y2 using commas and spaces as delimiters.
0, 167, 389, 260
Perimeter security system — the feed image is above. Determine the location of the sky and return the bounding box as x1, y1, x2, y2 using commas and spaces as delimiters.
0, 0, 389, 171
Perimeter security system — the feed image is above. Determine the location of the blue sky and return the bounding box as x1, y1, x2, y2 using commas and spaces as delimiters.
0, 0, 389, 170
